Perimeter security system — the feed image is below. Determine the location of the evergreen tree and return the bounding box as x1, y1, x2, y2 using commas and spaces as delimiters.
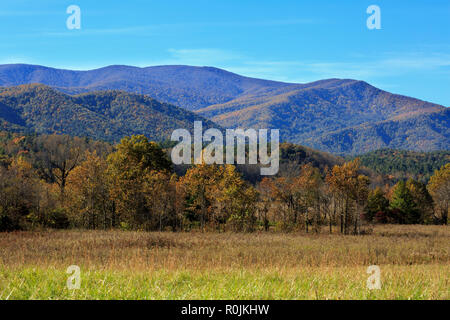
390, 180, 419, 224
406, 179, 434, 224
365, 187, 389, 222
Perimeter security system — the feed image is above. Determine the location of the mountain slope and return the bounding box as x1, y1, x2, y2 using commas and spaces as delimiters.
0, 64, 290, 111
308, 108, 450, 154
197, 80, 448, 154
355, 149, 450, 183
0, 64, 448, 154
0, 84, 216, 142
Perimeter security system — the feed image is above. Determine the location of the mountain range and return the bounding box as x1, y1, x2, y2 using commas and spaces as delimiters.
0, 63, 448, 154
0, 84, 215, 142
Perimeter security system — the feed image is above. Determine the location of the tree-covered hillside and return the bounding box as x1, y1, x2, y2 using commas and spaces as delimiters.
356, 149, 450, 183
198, 80, 449, 154
0, 64, 288, 111
0, 84, 217, 142
2, 64, 448, 155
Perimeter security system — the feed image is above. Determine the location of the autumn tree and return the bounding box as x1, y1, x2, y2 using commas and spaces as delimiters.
142, 171, 179, 231
107, 135, 172, 229
0, 157, 40, 231
258, 174, 311, 231
217, 165, 258, 232
298, 164, 325, 233
258, 164, 325, 232
32, 134, 88, 196
179, 163, 224, 231
0, 147, 9, 168
261, 176, 299, 230
258, 178, 274, 231
66, 151, 112, 229
428, 164, 450, 224
179, 163, 258, 232
326, 159, 370, 234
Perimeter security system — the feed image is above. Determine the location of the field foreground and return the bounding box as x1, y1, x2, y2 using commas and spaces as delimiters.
0, 225, 448, 299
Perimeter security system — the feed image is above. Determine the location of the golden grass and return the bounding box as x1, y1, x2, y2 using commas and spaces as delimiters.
0, 225, 448, 299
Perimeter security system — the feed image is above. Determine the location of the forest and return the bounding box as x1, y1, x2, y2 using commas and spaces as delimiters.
356, 149, 450, 183
0, 131, 448, 233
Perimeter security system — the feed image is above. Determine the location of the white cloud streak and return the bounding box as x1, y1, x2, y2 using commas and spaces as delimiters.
138, 49, 450, 84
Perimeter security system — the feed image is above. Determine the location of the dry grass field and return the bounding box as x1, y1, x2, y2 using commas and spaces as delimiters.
0, 225, 448, 299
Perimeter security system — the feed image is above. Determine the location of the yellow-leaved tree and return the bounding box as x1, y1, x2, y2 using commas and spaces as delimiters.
428, 163, 450, 225
66, 151, 111, 229
326, 159, 369, 234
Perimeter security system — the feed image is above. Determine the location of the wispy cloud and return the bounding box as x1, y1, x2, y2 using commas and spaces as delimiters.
201, 18, 318, 28
19, 17, 318, 38
296, 53, 450, 81
213, 52, 450, 83
3, 47, 449, 87
0, 10, 59, 17
165, 49, 243, 65
128, 48, 450, 84
40, 25, 162, 37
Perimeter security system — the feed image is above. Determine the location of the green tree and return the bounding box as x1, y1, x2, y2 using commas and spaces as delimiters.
406, 179, 434, 224
365, 187, 389, 222
107, 135, 172, 229
108, 135, 171, 173
390, 180, 419, 224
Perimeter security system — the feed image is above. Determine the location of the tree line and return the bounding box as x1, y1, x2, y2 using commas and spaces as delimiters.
356, 148, 450, 183
0, 133, 448, 232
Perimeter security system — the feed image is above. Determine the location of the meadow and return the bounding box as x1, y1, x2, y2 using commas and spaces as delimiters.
0, 225, 448, 300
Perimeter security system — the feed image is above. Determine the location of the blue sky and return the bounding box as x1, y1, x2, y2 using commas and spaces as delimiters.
0, 0, 449, 105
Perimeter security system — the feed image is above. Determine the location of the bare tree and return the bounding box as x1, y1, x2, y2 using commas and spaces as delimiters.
33, 134, 87, 195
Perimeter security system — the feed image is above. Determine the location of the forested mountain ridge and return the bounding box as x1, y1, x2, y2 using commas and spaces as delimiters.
197, 80, 449, 154
356, 149, 450, 183
0, 64, 289, 111
0, 84, 216, 142
0, 64, 448, 154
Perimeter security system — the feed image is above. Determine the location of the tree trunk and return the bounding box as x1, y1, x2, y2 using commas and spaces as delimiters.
330, 198, 335, 234
305, 211, 308, 233
344, 196, 349, 235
